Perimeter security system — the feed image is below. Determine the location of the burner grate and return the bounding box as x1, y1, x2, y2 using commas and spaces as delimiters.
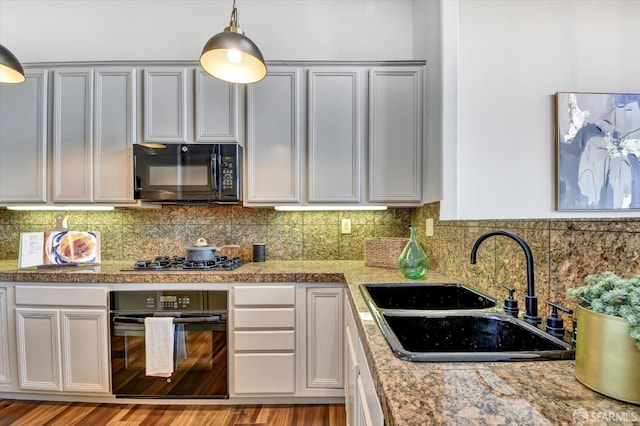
132, 255, 241, 271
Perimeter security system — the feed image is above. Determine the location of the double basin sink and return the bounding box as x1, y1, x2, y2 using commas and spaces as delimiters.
360, 283, 574, 362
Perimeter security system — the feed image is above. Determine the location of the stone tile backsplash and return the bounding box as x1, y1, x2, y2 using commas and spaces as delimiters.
413, 202, 640, 322
3, 200, 637, 323
0, 205, 412, 263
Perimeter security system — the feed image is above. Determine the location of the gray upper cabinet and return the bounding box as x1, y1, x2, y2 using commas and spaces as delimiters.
368, 67, 423, 204
245, 62, 424, 207
53, 68, 94, 202
143, 67, 241, 145
246, 67, 301, 204
307, 68, 364, 204
195, 69, 240, 143
0, 69, 48, 203
93, 68, 136, 202
143, 67, 187, 143
53, 67, 136, 203
144, 67, 188, 142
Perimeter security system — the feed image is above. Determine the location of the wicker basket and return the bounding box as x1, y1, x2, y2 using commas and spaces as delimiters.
364, 238, 408, 268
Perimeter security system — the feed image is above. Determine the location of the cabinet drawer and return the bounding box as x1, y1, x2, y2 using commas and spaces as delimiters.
15, 286, 108, 307
233, 353, 295, 394
233, 286, 295, 306
234, 330, 295, 351
233, 308, 295, 329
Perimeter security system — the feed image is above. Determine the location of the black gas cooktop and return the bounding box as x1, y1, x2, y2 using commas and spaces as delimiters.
122, 256, 242, 271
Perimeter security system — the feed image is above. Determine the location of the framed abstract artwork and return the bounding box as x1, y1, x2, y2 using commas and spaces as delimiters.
556, 92, 640, 210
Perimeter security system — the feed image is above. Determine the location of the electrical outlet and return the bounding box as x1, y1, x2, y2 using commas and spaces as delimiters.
425, 218, 434, 237
341, 218, 352, 234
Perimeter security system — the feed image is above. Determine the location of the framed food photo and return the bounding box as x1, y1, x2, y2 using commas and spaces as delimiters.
556, 92, 640, 210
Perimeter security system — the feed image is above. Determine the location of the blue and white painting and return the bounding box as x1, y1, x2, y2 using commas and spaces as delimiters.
557, 92, 640, 210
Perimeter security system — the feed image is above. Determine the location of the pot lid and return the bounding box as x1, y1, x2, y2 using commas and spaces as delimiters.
187, 238, 217, 251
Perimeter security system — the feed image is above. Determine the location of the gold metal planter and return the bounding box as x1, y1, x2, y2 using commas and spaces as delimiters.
575, 305, 640, 405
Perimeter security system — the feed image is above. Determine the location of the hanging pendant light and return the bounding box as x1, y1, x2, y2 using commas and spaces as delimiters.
0, 43, 26, 84
199, 0, 267, 84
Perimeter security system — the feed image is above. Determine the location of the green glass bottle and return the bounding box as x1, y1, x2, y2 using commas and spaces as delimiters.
398, 226, 429, 279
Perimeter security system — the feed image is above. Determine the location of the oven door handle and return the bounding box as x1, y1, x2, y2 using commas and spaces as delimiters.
112, 315, 223, 324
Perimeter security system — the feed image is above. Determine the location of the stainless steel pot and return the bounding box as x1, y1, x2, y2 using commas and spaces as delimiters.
186, 238, 239, 262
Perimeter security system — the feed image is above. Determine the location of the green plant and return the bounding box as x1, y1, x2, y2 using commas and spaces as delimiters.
568, 271, 640, 349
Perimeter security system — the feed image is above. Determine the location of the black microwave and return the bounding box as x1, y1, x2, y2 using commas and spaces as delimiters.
133, 143, 242, 203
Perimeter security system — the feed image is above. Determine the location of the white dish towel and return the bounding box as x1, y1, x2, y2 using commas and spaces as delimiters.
145, 316, 174, 377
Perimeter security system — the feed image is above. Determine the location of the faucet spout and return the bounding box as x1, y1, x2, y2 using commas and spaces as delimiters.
470, 230, 541, 325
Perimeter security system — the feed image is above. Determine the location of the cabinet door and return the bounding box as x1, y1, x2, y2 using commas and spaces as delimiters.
0, 69, 48, 203
0, 289, 10, 385
246, 67, 301, 204
53, 68, 94, 202
306, 287, 344, 389
195, 69, 239, 143
15, 308, 62, 392
143, 68, 188, 143
345, 298, 359, 426
60, 309, 109, 393
307, 68, 363, 203
233, 353, 295, 394
93, 68, 136, 202
368, 67, 423, 203
357, 339, 384, 426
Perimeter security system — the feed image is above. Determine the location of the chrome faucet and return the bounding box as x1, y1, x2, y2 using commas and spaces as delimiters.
469, 230, 542, 325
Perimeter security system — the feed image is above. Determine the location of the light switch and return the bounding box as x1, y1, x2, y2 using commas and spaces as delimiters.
426, 218, 434, 237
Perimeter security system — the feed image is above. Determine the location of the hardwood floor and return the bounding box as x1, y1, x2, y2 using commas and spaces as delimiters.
0, 400, 346, 426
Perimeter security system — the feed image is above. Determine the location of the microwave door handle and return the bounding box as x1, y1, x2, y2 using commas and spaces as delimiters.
211, 154, 220, 194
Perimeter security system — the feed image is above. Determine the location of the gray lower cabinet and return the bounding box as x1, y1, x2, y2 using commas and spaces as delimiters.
344, 297, 383, 426
14, 286, 110, 394
0, 69, 48, 203
231, 285, 297, 395
53, 67, 136, 203
0, 288, 11, 386
143, 67, 241, 144
230, 284, 345, 397
301, 286, 344, 396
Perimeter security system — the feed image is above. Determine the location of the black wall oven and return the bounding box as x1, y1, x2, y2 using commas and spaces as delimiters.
110, 290, 228, 398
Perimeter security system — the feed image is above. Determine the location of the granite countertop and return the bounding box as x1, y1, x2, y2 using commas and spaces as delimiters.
0, 260, 638, 425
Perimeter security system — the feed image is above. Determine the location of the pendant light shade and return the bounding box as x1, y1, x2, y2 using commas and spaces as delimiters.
0, 43, 26, 84
199, 1, 266, 84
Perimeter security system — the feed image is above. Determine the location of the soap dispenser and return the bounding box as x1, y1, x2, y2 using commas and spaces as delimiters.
502, 284, 519, 317
545, 301, 573, 340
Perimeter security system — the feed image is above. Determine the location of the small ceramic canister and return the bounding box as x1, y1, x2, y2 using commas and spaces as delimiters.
252, 243, 266, 262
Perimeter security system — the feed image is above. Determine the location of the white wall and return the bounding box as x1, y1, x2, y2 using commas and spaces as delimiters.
0, 0, 415, 62
440, 0, 640, 220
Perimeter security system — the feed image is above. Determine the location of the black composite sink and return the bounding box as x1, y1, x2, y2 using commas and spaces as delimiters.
361, 283, 496, 311
378, 312, 574, 362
